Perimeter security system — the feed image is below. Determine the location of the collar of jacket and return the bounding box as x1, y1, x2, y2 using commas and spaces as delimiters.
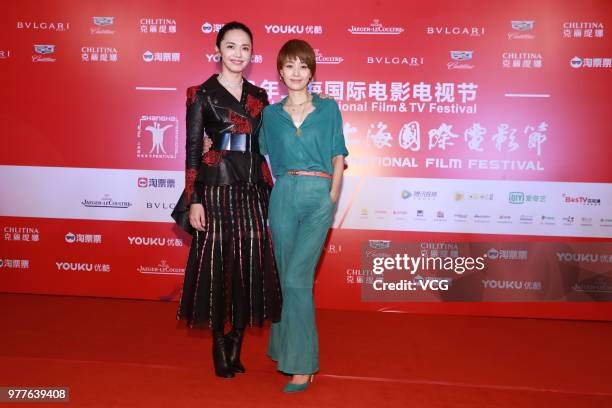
199, 74, 261, 118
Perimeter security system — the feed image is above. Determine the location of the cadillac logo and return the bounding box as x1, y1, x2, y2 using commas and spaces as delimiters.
450, 50, 473, 61
93, 17, 115, 26
511, 21, 534, 31
34, 44, 55, 54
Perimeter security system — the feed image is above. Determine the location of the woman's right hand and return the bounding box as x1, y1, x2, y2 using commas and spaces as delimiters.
189, 204, 205, 231
203, 137, 212, 153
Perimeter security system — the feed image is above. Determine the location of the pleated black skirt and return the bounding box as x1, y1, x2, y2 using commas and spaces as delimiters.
176, 181, 282, 330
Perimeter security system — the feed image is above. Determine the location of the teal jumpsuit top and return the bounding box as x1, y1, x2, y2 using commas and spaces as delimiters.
259, 93, 349, 176
260, 94, 348, 374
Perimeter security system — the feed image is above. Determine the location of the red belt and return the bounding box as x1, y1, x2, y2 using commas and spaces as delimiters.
287, 170, 332, 179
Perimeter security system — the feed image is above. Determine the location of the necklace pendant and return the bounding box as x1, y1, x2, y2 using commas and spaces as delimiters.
296, 128, 302, 137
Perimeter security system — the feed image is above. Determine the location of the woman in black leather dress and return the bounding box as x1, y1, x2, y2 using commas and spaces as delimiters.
171, 22, 281, 378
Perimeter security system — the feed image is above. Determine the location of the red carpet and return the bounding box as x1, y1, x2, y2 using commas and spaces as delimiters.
1, 293, 611, 407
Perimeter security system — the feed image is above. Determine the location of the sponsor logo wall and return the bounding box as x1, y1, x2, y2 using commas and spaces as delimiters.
1, 0, 611, 319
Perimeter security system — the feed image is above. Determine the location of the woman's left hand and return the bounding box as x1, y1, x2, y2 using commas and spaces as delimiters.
330, 189, 339, 204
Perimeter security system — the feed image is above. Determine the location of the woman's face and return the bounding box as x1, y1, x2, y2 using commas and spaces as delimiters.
216, 29, 252, 73
279, 57, 311, 92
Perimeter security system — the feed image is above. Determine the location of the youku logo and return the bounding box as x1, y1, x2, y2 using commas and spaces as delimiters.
448, 51, 474, 70
348, 19, 404, 35
56, 262, 110, 272
136, 115, 179, 159
508, 20, 536, 40
91, 17, 115, 35
32, 44, 56, 62
264, 24, 323, 35
128, 237, 183, 247
206, 53, 263, 64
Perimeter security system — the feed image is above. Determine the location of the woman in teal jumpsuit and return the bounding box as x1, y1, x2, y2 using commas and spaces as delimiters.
259, 39, 348, 392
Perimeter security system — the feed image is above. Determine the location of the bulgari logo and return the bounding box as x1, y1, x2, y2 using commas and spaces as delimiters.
426, 26, 485, 36
17, 21, 70, 31
366, 56, 424, 66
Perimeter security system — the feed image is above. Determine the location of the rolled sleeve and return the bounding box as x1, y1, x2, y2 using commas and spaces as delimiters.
331, 101, 349, 157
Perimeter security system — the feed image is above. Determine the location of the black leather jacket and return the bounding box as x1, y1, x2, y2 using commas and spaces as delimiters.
171, 74, 271, 232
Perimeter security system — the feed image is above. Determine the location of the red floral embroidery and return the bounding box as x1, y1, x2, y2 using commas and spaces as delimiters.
261, 162, 274, 186
229, 111, 252, 134
245, 94, 264, 118
185, 169, 198, 202
186, 86, 199, 106
202, 150, 225, 167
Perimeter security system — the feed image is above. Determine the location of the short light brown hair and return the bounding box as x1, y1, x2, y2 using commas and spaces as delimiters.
276, 39, 316, 78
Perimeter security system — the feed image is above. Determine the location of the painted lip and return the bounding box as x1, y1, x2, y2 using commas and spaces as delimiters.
230, 59, 245, 64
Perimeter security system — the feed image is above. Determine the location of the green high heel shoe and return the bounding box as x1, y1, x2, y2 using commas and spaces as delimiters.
283, 375, 314, 393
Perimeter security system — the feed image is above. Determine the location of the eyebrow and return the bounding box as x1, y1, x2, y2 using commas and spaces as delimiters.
224, 41, 251, 47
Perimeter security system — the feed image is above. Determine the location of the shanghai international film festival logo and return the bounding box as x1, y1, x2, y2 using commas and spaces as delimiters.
32, 44, 56, 62
91, 16, 115, 35
136, 115, 179, 159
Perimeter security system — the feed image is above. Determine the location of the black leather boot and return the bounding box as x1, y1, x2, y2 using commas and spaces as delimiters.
225, 327, 246, 373
212, 330, 234, 378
